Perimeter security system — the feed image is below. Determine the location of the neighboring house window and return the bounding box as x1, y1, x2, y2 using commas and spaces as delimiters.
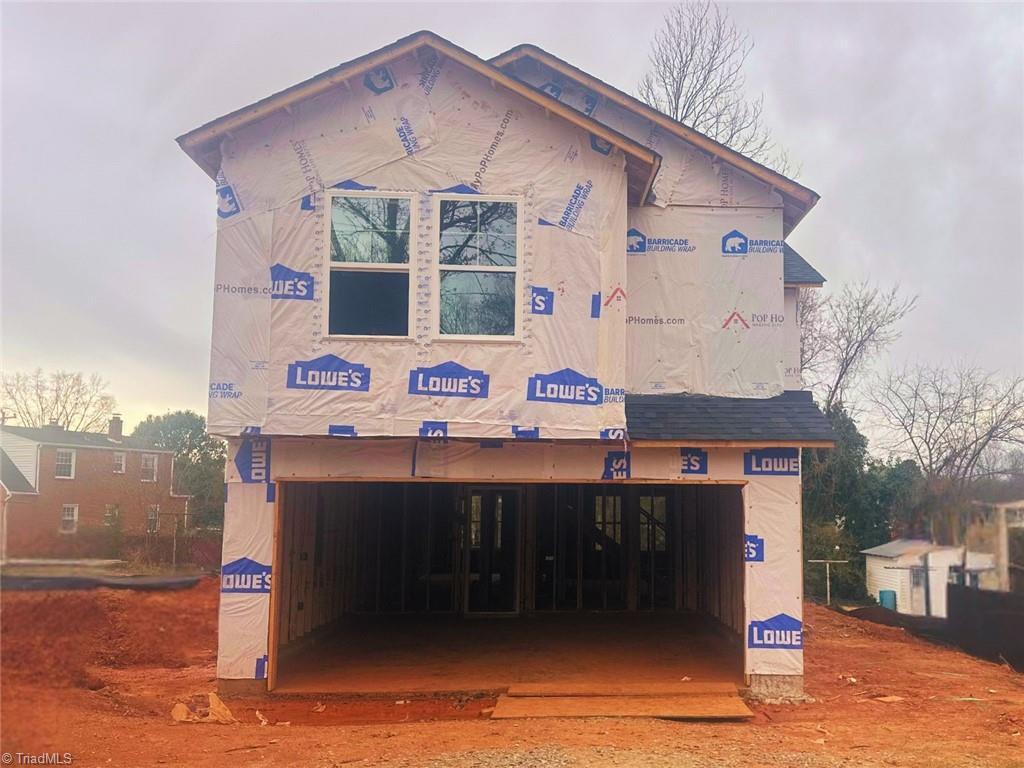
59, 504, 79, 534
104, 504, 120, 526
437, 197, 519, 337
911, 568, 925, 588
146, 505, 160, 534
54, 448, 76, 479
326, 193, 412, 337
113, 452, 126, 474
141, 453, 157, 482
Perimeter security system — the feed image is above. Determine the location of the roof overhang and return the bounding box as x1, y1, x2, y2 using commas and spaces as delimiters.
176, 31, 661, 206
491, 44, 820, 234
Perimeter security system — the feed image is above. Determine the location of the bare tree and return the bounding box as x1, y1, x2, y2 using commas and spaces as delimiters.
637, 1, 792, 173
800, 282, 917, 412
2, 369, 116, 432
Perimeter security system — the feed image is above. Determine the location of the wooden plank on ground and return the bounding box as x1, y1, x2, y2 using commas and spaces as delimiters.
491, 693, 753, 720
506, 681, 739, 697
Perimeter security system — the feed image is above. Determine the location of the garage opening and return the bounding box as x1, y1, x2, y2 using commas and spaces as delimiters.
271, 482, 745, 694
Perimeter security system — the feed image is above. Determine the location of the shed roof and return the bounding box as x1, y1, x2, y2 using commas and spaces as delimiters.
624, 389, 833, 445
784, 243, 826, 286
491, 44, 819, 234
176, 31, 661, 206
0, 449, 35, 494
860, 539, 938, 558
0, 425, 170, 453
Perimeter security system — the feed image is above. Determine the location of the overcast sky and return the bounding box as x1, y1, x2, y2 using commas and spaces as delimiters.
3, 2, 1022, 433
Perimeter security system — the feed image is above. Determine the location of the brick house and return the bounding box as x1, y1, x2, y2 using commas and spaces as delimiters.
0, 417, 189, 559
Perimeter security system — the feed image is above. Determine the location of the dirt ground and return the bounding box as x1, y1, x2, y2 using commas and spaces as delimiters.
2, 580, 1022, 767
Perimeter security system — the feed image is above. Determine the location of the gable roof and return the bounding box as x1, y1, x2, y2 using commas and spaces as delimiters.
783, 243, 825, 286
491, 44, 820, 234
0, 425, 170, 453
176, 31, 661, 206
625, 389, 833, 445
860, 539, 938, 558
0, 449, 35, 494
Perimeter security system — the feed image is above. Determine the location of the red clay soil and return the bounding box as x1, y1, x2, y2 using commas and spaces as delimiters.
2, 582, 1022, 767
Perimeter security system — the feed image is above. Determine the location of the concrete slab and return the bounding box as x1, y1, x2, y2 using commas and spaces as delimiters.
490, 693, 754, 720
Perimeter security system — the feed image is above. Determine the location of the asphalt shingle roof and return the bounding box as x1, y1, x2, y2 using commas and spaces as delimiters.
625, 389, 834, 442
0, 425, 167, 452
1, 449, 36, 493
784, 243, 826, 285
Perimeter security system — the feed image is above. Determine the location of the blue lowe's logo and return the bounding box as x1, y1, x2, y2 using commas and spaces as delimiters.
216, 184, 241, 219
270, 263, 314, 300
748, 613, 803, 649
626, 228, 647, 253
745, 534, 765, 562
419, 420, 448, 439
363, 66, 395, 94
530, 286, 554, 315
408, 361, 489, 399
527, 368, 603, 406
600, 427, 627, 440
254, 655, 269, 680
722, 229, 748, 255
744, 448, 800, 476
680, 448, 708, 475
234, 438, 271, 483
287, 355, 371, 392
221, 557, 272, 593
328, 425, 357, 437
602, 451, 631, 480
512, 426, 540, 440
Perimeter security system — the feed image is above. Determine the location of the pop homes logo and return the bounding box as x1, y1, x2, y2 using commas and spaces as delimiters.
748, 613, 803, 649
722, 229, 784, 256
527, 368, 604, 406
234, 437, 271, 483
287, 355, 371, 392
626, 228, 695, 254
221, 557, 272, 593
408, 361, 490, 399
270, 264, 314, 301
722, 310, 785, 330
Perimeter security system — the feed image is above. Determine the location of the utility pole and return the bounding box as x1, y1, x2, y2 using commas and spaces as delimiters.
807, 559, 849, 605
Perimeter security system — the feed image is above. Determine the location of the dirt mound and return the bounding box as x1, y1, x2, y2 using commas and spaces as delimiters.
1, 577, 219, 688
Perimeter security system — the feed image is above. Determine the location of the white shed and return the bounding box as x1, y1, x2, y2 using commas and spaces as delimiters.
861, 539, 997, 618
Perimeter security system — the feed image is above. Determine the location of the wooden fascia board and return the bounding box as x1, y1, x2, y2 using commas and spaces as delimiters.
176, 31, 659, 197
492, 45, 820, 217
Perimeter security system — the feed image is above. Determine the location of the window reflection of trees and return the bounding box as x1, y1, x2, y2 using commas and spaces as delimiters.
330, 197, 410, 264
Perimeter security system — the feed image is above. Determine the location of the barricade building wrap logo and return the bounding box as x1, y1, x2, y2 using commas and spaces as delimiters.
408, 361, 490, 399
221, 557, 272, 593
287, 355, 371, 392
744, 534, 765, 562
722, 228, 784, 256
234, 438, 271, 483
395, 116, 421, 156
558, 180, 593, 231
530, 286, 554, 315
602, 451, 631, 480
748, 613, 803, 649
627, 228, 695, 254
210, 381, 242, 400
527, 368, 604, 406
744, 448, 800, 476
216, 183, 241, 219
680, 448, 708, 475
270, 263, 314, 301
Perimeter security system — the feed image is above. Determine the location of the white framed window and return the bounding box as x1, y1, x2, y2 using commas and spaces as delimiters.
55, 448, 76, 479
104, 504, 120, 526
113, 452, 126, 474
323, 191, 414, 339
434, 195, 521, 339
146, 505, 160, 534
59, 504, 79, 534
141, 453, 157, 482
